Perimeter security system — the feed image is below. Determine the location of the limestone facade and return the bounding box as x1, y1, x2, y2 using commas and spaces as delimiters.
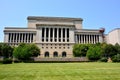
4, 16, 104, 58
106, 28, 120, 45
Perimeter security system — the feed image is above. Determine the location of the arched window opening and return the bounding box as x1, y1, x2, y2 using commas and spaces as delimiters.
44, 51, 49, 57
53, 51, 58, 57
62, 52, 67, 57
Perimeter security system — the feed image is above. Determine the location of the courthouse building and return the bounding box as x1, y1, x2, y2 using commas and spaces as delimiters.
4, 16, 104, 58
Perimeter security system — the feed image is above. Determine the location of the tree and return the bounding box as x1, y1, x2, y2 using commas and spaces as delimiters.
86, 46, 101, 60
0, 43, 13, 58
115, 43, 120, 54
79, 44, 89, 56
101, 44, 117, 58
112, 54, 120, 62
73, 44, 93, 57
13, 43, 40, 61
28, 44, 40, 57
73, 44, 81, 57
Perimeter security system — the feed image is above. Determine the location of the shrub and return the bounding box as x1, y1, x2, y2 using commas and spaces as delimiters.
99, 57, 108, 62
3, 58, 12, 64
13, 43, 40, 61
112, 54, 120, 62
87, 46, 101, 61
73, 44, 89, 57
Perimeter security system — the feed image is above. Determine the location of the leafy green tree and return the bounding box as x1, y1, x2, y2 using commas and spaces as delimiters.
0, 43, 13, 58
73, 44, 94, 57
101, 44, 117, 58
79, 44, 89, 56
115, 43, 120, 54
28, 44, 40, 57
112, 54, 120, 62
87, 46, 101, 60
73, 44, 80, 57
13, 43, 40, 60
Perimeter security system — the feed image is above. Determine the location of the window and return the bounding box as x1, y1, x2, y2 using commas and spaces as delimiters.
62, 52, 67, 57
53, 52, 58, 57
44, 52, 49, 57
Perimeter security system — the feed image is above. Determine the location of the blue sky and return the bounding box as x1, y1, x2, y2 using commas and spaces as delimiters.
0, 0, 120, 42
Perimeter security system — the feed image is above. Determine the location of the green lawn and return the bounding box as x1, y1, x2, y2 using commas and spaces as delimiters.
0, 63, 120, 80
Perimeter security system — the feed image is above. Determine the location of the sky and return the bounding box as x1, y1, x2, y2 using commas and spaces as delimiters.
0, 0, 120, 42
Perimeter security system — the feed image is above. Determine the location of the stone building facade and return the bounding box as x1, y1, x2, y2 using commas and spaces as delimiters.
106, 28, 120, 45
4, 16, 104, 58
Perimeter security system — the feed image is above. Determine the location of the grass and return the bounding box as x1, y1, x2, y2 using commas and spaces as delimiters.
0, 62, 120, 80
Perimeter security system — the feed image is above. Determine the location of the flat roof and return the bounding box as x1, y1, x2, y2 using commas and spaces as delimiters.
27, 16, 83, 22
108, 28, 120, 34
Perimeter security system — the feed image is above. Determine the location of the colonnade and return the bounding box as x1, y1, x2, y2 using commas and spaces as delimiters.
75, 34, 100, 44
8, 33, 34, 43
42, 28, 69, 42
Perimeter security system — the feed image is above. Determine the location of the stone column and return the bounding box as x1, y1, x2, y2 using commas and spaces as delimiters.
97, 35, 99, 43
29, 33, 31, 43
9, 33, 11, 43
12, 33, 14, 43
48, 28, 50, 42
57, 28, 59, 42
86, 35, 88, 44
16, 33, 17, 43
75, 34, 77, 43
33, 33, 36, 43
89, 35, 90, 43
53, 28, 54, 42
4, 33, 8, 43
93, 35, 95, 44
82, 35, 83, 44
24, 33, 26, 42
99, 35, 101, 43
91, 35, 93, 44
79, 35, 80, 43
84, 35, 86, 44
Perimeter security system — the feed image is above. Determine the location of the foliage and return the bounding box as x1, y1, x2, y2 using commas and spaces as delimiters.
13, 43, 40, 60
101, 44, 118, 58
0, 43, 13, 58
86, 46, 101, 60
73, 44, 89, 57
99, 57, 108, 62
115, 43, 120, 54
112, 54, 120, 62
73, 44, 81, 57
73, 42, 120, 62
2, 58, 12, 64
27, 44, 40, 57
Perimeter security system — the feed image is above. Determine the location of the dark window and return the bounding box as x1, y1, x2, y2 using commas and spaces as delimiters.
42, 28, 44, 38
62, 52, 67, 57
67, 28, 69, 38
50, 28, 53, 37
53, 52, 58, 57
45, 52, 49, 57
55, 28, 57, 38
59, 28, 61, 37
